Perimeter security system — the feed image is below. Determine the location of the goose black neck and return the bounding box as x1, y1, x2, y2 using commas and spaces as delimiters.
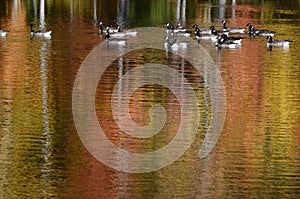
105, 28, 110, 39
195, 28, 200, 37
99, 25, 103, 33
248, 25, 255, 34
30, 24, 34, 32
222, 21, 227, 29
268, 36, 273, 42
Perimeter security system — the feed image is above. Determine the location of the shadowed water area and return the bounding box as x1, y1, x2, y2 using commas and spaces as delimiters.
0, 0, 299, 198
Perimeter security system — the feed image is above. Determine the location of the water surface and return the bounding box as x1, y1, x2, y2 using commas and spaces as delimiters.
0, 0, 299, 198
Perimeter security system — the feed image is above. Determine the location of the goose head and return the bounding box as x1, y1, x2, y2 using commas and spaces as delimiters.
165, 23, 171, 29
209, 26, 216, 33
246, 23, 255, 31
221, 20, 227, 29
266, 35, 273, 42
192, 24, 199, 32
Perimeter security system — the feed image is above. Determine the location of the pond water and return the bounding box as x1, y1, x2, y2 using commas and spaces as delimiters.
0, 0, 299, 198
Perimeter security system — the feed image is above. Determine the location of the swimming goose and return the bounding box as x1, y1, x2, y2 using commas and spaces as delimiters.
104, 26, 137, 37
246, 23, 275, 37
215, 37, 239, 49
220, 34, 243, 44
0, 29, 9, 37
195, 27, 218, 41
110, 25, 121, 33
215, 41, 239, 49
221, 20, 245, 34
105, 27, 126, 46
165, 23, 187, 33
99, 21, 121, 34
168, 25, 191, 37
100, 21, 137, 36
266, 36, 292, 47
30, 24, 52, 37
210, 26, 229, 36
192, 24, 211, 35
